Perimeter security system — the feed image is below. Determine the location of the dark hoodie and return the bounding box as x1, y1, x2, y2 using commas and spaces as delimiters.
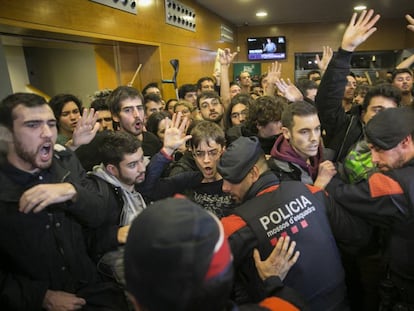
269, 135, 323, 183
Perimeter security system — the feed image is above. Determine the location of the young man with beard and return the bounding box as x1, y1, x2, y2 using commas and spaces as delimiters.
86, 114, 190, 282
342, 83, 401, 183
268, 101, 336, 189
0, 93, 128, 310
391, 68, 413, 107
217, 136, 348, 310
178, 83, 198, 109
239, 71, 252, 95
107, 86, 162, 159
196, 76, 216, 94
197, 91, 225, 129
342, 74, 357, 113
86, 131, 147, 272
326, 107, 414, 310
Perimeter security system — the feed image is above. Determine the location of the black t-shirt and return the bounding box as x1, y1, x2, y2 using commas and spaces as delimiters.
185, 179, 233, 218
142, 131, 162, 158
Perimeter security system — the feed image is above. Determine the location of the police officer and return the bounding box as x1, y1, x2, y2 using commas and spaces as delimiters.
218, 136, 349, 311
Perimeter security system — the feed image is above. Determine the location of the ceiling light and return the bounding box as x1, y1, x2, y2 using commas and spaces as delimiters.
138, 0, 152, 7
256, 11, 268, 17
354, 5, 367, 11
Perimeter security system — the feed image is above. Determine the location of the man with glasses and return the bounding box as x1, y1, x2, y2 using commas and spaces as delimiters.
143, 120, 233, 218
231, 109, 248, 124
226, 93, 251, 130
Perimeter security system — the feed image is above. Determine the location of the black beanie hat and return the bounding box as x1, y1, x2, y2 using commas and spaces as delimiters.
217, 136, 264, 183
124, 197, 232, 311
365, 107, 414, 150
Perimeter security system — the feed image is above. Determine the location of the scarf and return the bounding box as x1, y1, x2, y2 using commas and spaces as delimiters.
91, 163, 146, 226
270, 135, 322, 181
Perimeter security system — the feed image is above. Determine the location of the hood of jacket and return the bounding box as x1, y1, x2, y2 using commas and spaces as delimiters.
270, 134, 323, 181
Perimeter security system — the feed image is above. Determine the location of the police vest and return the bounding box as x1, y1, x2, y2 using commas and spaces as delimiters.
383, 166, 414, 280
234, 180, 345, 308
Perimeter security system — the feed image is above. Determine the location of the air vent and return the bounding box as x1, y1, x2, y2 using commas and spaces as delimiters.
220, 24, 233, 43
90, 0, 137, 15
165, 0, 196, 32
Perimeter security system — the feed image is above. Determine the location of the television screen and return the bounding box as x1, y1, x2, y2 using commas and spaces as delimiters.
247, 36, 287, 61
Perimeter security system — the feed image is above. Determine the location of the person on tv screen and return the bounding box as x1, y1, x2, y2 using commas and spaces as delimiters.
263, 38, 276, 53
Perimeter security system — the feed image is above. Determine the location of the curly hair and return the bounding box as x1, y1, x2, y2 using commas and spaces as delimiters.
224, 94, 252, 130
245, 95, 287, 134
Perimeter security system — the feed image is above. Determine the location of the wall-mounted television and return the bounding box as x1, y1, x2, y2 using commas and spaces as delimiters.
247, 36, 287, 61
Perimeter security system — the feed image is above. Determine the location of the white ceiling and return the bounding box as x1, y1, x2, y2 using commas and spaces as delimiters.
195, 0, 414, 26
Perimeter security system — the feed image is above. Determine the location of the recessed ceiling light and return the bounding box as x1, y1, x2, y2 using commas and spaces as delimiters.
354, 5, 367, 11
256, 11, 268, 17
138, 0, 152, 7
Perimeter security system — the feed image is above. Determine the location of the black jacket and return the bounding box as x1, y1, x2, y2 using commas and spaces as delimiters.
327, 160, 414, 303
0, 147, 106, 310
315, 48, 364, 162
85, 176, 125, 262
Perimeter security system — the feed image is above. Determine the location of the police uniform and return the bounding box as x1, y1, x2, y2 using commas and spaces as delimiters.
221, 171, 348, 311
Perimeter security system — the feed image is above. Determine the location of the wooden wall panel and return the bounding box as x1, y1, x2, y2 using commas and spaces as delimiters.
159, 43, 216, 100
0, 0, 237, 99
136, 45, 162, 90
0, 0, 234, 50
1, 0, 411, 97
95, 46, 119, 90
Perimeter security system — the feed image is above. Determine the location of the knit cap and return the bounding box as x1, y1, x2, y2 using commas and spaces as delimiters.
124, 197, 232, 311
217, 136, 264, 183
365, 107, 414, 150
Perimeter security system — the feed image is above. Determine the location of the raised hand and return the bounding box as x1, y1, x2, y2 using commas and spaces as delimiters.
266, 61, 282, 84
315, 46, 333, 73
341, 9, 381, 52
275, 78, 304, 102
253, 236, 300, 281
218, 48, 237, 66
162, 112, 192, 155
68, 108, 100, 150
406, 14, 414, 32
